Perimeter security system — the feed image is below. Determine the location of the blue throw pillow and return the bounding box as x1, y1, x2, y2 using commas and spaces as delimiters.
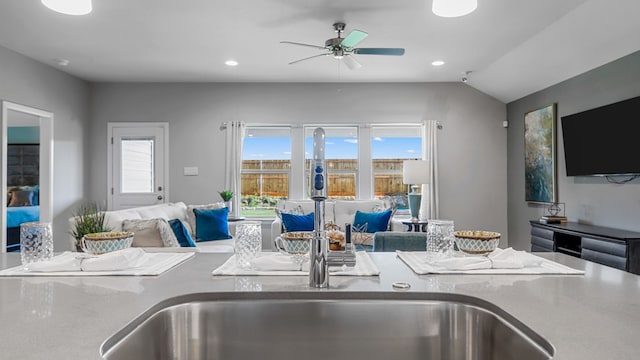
281, 212, 314, 232
168, 219, 196, 247
193, 207, 232, 241
353, 209, 393, 233
32, 185, 40, 206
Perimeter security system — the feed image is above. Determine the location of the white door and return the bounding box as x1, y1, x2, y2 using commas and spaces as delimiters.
108, 123, 168, 210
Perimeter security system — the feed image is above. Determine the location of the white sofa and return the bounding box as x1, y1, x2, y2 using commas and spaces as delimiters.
68, 202, 236, 252
270, 199, 403, 242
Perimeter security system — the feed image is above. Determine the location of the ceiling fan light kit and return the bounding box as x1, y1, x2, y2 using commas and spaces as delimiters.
432, 0, 477, 18
41, 0, 92, 15
281, 22, 405, 70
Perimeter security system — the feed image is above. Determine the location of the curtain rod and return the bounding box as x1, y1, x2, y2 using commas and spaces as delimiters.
220, 121, 442, 130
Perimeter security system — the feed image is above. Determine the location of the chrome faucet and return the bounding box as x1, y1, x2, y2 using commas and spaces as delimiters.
309, 128, 356, 288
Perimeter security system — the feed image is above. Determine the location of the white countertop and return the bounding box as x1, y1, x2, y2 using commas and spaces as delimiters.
0, 252, 639, 359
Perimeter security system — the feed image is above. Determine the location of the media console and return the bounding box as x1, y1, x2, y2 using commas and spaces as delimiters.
530, 221, 640, 275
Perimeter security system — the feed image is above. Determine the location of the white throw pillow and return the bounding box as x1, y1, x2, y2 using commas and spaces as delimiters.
122, 218, 180, 248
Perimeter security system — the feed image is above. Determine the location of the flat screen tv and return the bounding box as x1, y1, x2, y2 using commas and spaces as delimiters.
561, 95, 640, 176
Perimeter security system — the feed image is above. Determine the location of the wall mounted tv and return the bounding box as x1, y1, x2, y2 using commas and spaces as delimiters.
561, 95, 640, 176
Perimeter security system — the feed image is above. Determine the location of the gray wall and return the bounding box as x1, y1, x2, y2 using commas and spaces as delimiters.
90, 82, 509, 244
507, 50, 640, 250
0, 45, 91, 250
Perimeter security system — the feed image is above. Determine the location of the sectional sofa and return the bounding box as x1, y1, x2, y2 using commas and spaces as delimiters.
68, 202, 237, 252
270, 199, 403, 247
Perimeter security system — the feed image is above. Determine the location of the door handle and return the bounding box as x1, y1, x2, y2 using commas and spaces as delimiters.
157, 195, 163, 200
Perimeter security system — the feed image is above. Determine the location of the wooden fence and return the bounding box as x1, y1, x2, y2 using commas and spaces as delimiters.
241, 159, 410, 198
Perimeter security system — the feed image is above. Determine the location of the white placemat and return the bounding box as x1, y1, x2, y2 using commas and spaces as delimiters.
212, 251, 380, 276
0, 251, 195, 277
396, 251, 584, 275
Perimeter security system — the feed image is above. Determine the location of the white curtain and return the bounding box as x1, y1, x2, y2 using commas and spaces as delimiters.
224, 121, 246, 218
420, 120, 439, 219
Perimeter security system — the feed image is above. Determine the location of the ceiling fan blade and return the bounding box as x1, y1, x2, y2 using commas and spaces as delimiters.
288, 53, 331, 65
280, 41, 326, 50
342, 55, 362, 70
353, 48, 405, 56
340, 30, 368, 48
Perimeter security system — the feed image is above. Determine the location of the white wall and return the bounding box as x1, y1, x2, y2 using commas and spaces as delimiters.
0, 45, 90, 251
90, 82, 509, 245
507, 50, 640, 250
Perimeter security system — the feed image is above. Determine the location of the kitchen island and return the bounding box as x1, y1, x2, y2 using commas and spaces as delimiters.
0, 252, 639, 359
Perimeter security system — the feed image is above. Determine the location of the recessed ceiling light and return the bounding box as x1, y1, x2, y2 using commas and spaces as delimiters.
431, 60, 445, 66
41, 0, 92, 16
432, 0, 477, 18
225, 60, 239, 67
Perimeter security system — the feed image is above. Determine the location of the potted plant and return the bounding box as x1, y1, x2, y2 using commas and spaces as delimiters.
218, 190, 234, 213
70, 201, 112, 252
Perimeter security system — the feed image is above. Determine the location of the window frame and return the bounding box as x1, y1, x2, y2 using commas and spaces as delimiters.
240, 126, 292, 217
240, 123, 425, 216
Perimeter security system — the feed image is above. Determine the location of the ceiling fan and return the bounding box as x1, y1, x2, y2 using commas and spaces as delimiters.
281, 22, 405, 70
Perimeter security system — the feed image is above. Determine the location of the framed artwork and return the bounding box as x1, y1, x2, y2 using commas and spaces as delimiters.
524, 103, 557, 204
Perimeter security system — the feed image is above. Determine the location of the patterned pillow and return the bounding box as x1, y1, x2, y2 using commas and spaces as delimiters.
122, 218, 180, 248
274, 204, 305, 220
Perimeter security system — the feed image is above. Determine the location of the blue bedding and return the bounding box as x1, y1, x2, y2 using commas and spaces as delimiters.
7, 206, 40, 228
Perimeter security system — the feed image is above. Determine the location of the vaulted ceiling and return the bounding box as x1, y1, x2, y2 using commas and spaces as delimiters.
0, 0, 639, 102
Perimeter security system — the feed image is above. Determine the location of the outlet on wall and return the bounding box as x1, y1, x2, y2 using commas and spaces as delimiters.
184, 167, 199, 176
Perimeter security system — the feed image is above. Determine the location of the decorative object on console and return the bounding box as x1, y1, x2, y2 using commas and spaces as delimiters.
193, 207, 232, 241
539, 202, 567, 224
403, 159, 429, 221
70, 202, 111, 252
524, 103, 557, 204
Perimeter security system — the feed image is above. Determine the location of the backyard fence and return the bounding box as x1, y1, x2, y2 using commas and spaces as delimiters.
241, 159, 410, 198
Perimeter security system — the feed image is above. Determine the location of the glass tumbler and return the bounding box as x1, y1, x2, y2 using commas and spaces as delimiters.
426, 220, 455, 258
20, 222, 54, 269
235, 221, 262, 269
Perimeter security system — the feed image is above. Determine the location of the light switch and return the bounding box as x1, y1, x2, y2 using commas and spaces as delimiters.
184, 167, 199, 176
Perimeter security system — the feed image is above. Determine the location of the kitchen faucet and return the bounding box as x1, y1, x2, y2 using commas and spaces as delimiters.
309, 128, 356, 288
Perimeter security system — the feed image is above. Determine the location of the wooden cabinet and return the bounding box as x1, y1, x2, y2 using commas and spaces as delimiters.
530, 221, 640, 275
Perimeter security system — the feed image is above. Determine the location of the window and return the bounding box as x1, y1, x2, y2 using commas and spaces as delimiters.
121, 139, 154, 193
241, 127, 291, 217
305, 126, 358, 200
239, 124, 424, 217
371, 126, 423, 210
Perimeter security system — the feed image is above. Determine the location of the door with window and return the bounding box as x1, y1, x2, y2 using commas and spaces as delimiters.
108, 123, 168, 210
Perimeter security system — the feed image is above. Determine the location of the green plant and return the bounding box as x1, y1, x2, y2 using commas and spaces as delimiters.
218, 190, 234, 202
70, 202, 111, 251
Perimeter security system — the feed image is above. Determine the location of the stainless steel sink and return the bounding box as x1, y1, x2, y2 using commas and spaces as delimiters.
101, 292, 554, 360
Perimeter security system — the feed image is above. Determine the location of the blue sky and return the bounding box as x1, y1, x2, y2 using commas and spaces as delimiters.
243, 137, 422, 160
